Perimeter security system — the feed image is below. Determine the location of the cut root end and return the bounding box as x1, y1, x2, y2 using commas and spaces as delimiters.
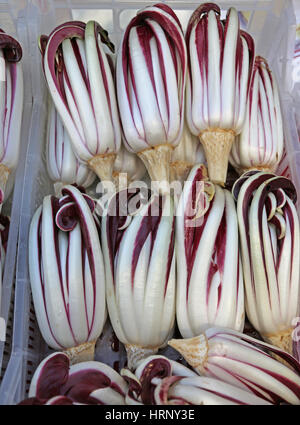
125, 344, 159, 371
138, 144, 173, 194
262, 329, 293, 367
88, 153, 116, 190
63, 340, 96, 365
200, 129, 235, 186
168, 334, 208, 374
262, 329, 293, 354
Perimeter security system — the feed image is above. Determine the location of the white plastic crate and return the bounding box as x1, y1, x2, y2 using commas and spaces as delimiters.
0, 0, 298, 405
0, 0, 32, 391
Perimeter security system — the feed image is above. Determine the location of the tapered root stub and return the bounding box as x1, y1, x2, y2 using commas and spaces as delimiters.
63, 340, 96, 365
88, 153, 116, 184
125, 344, 159, 371
200, 129, 235, 186
168, 334, 208, 374
262, 329, 293, 356
138, 144, 173, 193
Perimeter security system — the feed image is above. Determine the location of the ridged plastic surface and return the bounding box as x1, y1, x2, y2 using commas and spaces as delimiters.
0, 0, 32, 394
0, 0, 298, 405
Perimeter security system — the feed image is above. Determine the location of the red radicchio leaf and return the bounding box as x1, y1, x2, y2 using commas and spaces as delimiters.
0, 30, 22, 62
18, 397, 47, 405
82, 194, 96, 213
153, 3, 182, 29
122, 373, 142, 403
73, 183, 86, 194
45, 21, 86, 45
256, 178, 297, 228
60, 187, 95, 212
20, 358, 125, 405
106, 188, 152, 282
56, 202, 78, 231
240, 30, 255, 95
274, 188, 286, 208
131, 195, 164, 290
232, 172, 272, 201
60, 369, 117, 405
44, 23, 86, 105
46, 396, 74, 405
184, 170, 212, 298
56, 190, 95, 231
35, 353, 70, 400
186, 3, 221, 43
140, 358, 172, 405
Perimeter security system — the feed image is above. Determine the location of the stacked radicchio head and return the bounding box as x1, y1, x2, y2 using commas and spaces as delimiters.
40, 20, 121, 188
0, 30, 24, 207
101, 187, 176, 369
185, 3, 254, 186
23, 1, 300, 407
116, 3, 187, 190
29, 185, 106, 363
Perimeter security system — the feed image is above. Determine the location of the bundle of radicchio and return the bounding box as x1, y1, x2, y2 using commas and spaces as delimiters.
29, 185, 106, 363
230, 56, 284, 174
121, 355, 270, 405
185, 3, 254, 186
232, 171, 300, 354
116, 4, 187, 190
0, 29, 23, 206
101, 188, 176, 369
121, 355, 197, 404
40, 20, 121, 187
169, 327, 300, 405
19, 352, 127, 405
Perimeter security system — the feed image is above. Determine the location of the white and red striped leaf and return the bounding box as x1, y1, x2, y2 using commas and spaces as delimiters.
29, 185, 106, 351
230, 56, 284, 173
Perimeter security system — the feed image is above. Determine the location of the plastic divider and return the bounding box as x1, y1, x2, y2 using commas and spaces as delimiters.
0, 0, 33, 390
